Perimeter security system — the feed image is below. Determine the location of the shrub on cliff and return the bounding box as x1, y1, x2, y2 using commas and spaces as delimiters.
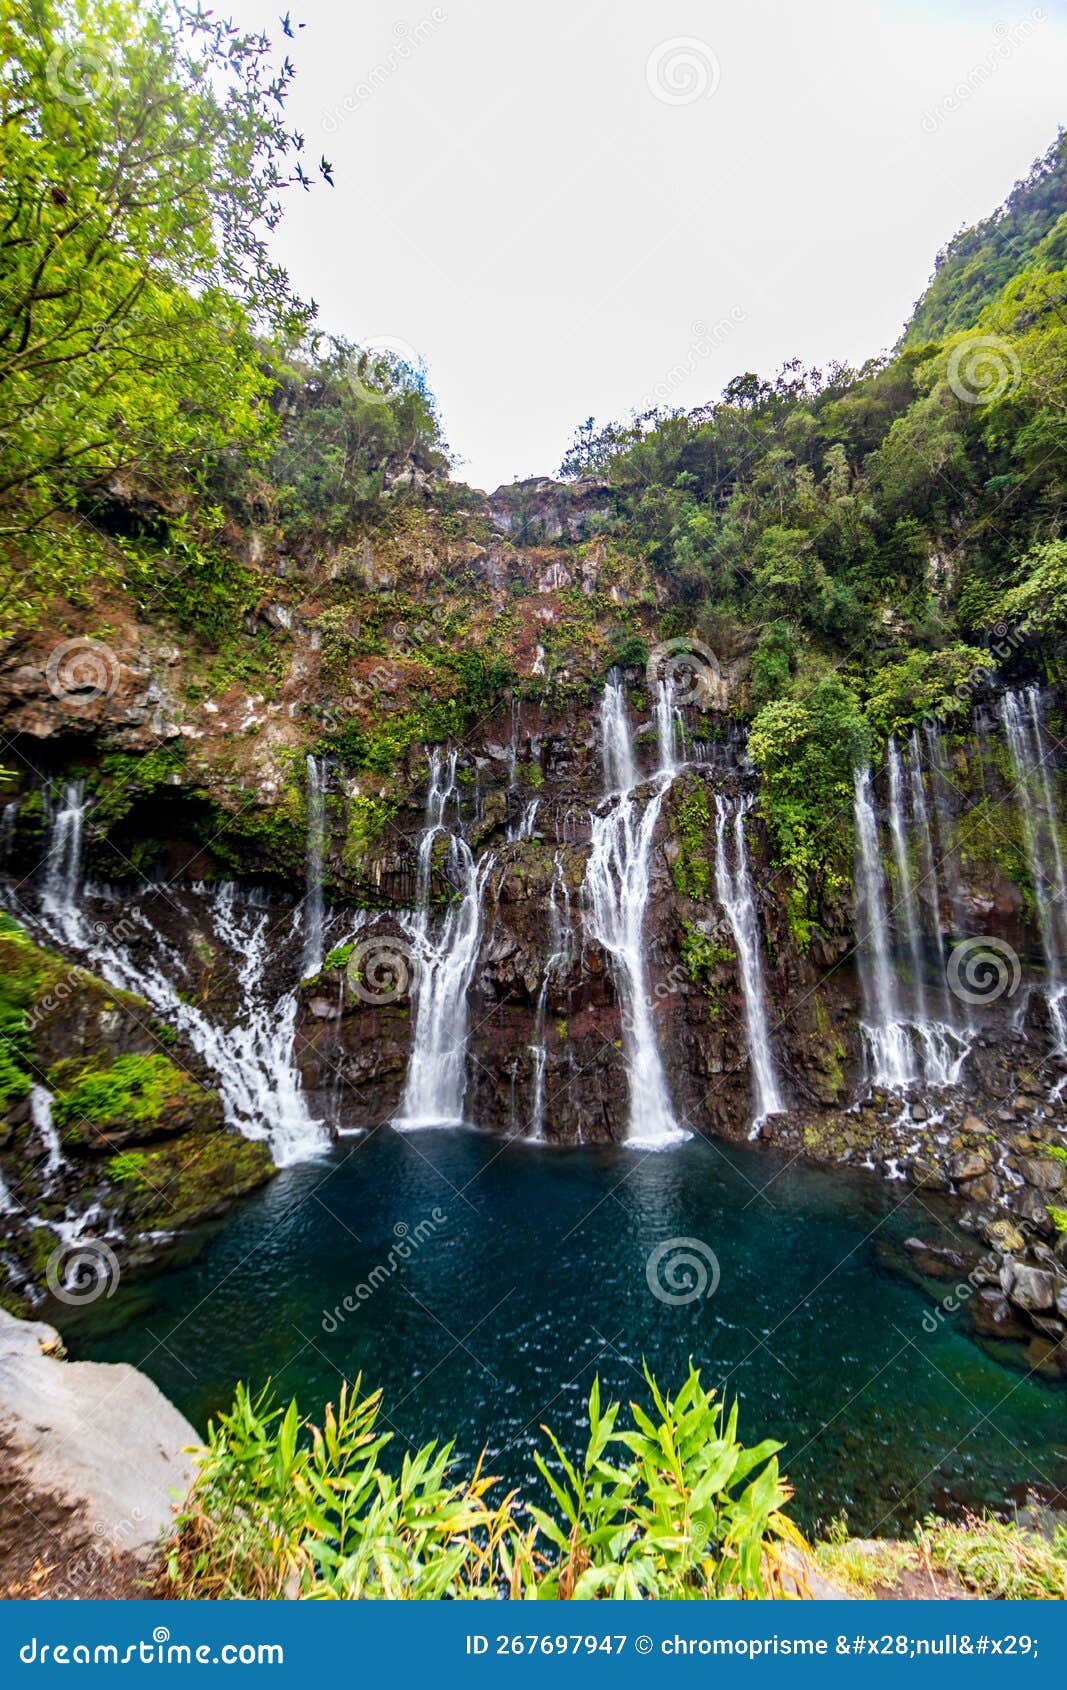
748, 677, 870, 945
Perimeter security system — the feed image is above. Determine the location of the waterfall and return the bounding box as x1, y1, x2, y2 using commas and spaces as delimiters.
886, 737, 929, 1025
854, 762, 968, 1092
508, 798, 540, 842
582, 677, 685, 1146
41, 781, 86, 939
29, 1085, 64, 1178
301, 755, 326, 979
27, 880, 328, 1167
527, 853, 574, 1140
655, 678, 682, 776
0, 1162, 16, 1214
923, 722, 967, 937
907, 730, 946, 975
854, 764, 917, 1090
396, 752, 490, 1127
713, 795, 783, 1131
0, 802, 17, 865
1000, 687, 1067, 1049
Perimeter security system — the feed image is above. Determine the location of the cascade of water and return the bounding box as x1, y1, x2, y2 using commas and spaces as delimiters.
0, 801, 17, 865
854, 764, 917, 1090
582, 678, 685, 1146
41, 781, 86, 938
655, 678, 682, 776
396, 753, 490, 1127
923, 722, 968, 938
28, 881, 327, 1167
0, 1162, 16, 1213
713, 795, 784, 1131
508, 798, 541, 842
886, 737, 929, 1024
527, 853, 575, 1140
301, 755, 326, 978
29, 1085, 64, 1178
854, 763, 969, 1091
1000, 688, 1067, 1049
907, 730, 947, 974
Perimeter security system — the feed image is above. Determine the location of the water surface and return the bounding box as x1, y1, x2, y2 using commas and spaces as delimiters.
66, 1129, 1067, 1534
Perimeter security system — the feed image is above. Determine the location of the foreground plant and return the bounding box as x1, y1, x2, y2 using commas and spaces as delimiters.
165, 1365, 804, 1600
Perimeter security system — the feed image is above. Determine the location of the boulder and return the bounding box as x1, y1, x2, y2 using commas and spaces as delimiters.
948, 1147, 990, 1182
999, 1260, 1057, 1313
0, 1308, 197, 1563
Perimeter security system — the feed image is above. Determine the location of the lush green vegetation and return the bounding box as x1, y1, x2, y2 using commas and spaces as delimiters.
0, 0, 448, 638
50, 1051, 204, 1141
165, 1365, 804, 1600
557, 129, 1067, 921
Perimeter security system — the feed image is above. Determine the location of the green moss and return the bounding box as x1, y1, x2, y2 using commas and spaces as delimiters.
1047, 1205, 1067, 1234
344, 794, 401, 866
91, 743, 187, 831
322, 942, 355, 972
51, 1053, 207, 1144
671, 780, 712, 899
107, 1149, 149, 1188
126, 1134, 275, 1231
679, 921, 734, 1023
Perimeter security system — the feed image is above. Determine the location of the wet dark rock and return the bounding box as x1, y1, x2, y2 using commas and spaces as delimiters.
971, 1289, 1030, 1341
948, 1147, 991, 1182
903, 1237, 966, 1279
1000, 1259, 1057, 1313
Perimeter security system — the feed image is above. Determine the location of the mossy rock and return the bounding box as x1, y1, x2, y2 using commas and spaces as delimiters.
120, 1133, 275, 1231
49, 1053, 222, 1151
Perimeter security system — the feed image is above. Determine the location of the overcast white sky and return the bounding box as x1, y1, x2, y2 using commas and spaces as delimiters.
225, 0, 1067, 491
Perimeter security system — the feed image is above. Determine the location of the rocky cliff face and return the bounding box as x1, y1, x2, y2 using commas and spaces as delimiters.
1, 480, 1066, 1375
